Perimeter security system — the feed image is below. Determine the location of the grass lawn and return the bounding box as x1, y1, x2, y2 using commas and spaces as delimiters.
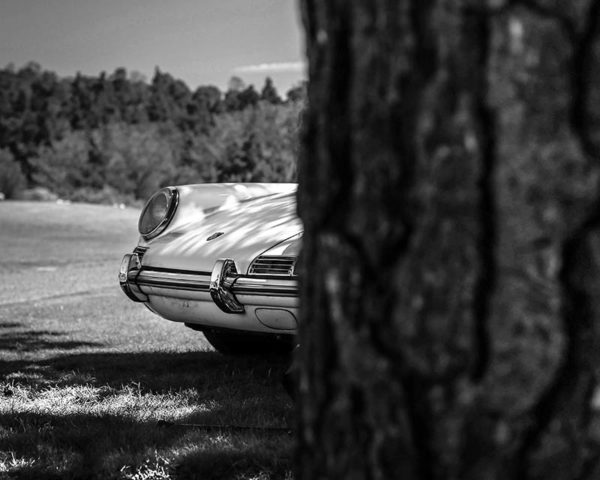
0, 201, 293, 480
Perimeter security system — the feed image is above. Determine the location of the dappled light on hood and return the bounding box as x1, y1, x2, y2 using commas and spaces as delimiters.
144, 193, 302, 273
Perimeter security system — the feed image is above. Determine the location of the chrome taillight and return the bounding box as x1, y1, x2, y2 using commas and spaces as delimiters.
138, 187, 179, 240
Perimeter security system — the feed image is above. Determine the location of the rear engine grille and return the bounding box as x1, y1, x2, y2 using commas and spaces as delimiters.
248, 256, 297, 276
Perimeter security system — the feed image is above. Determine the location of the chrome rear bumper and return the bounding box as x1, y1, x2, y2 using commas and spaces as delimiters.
119, 253, 298, 314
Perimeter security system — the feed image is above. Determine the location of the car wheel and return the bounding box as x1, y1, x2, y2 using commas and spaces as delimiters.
202, 329, 296, 356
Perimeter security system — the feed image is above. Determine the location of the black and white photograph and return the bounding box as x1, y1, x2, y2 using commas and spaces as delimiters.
2, 1, 600, 479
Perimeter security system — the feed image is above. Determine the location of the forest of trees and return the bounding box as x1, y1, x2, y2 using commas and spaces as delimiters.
0, 62, 304, 204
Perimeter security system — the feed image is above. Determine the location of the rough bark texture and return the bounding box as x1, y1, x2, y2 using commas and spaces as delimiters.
296, 1, 600, 479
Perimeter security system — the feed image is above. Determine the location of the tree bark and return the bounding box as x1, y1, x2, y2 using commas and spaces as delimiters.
296, 1, 600, 479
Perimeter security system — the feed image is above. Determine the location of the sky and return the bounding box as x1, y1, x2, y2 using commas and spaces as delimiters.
0, 0, 306, 93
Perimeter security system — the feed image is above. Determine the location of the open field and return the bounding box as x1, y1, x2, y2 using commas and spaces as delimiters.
0, 201, 293, 479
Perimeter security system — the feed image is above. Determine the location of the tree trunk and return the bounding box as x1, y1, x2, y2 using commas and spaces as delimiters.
296, 1, 600, 479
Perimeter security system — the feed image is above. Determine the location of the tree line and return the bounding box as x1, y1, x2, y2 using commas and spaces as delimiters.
0, 62, 304, 203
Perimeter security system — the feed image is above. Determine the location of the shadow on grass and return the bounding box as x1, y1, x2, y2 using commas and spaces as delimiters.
0, 321, 105, 354
0, 330, 102, 353
0, 322, 22, 329
0, 333, 294, 479
1, 350, 289, 392
0, 408, 293, 480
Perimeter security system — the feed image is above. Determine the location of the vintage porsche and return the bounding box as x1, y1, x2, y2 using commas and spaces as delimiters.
119, 183, 301, 354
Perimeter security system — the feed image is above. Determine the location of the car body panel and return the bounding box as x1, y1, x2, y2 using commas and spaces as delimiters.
137, 183, 297, 248
146, 295, 298, 332
142, 191, 301, 274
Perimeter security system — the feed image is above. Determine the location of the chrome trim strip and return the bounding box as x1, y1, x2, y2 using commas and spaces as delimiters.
121, 256, 298, 309
233, 277, 298, 297
131, 268, 298, 297
137, 270, 211, 292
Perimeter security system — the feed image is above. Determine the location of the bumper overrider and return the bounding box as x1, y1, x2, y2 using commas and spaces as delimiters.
119, 253, 298, 316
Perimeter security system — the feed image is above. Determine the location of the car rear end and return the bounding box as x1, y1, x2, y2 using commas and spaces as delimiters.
119, 183, 301, 353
